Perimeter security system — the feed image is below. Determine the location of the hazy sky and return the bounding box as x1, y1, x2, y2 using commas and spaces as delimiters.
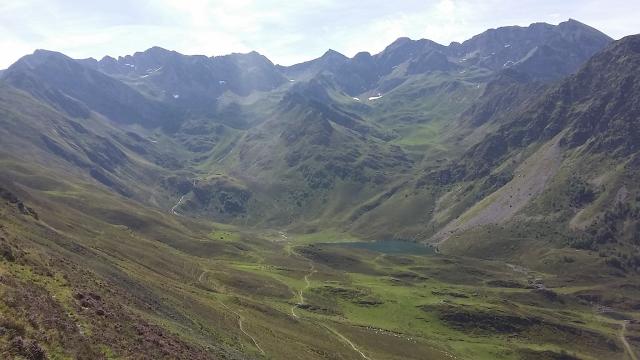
1, 0, 638, 69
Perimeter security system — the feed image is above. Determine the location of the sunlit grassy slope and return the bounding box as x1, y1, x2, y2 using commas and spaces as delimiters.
1, 27, 639, 360
1, 155, 637, 359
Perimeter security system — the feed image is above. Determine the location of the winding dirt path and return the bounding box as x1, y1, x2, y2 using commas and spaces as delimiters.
217, 299, 265, 355
291, 258, 316, 318
321, 324, 372, 360
197, 269, 209, 283
218, 147, 234, 162
621, 321, 638, 360
170, 195, 186, 216
288, 248, 372, 359
197, 270, 265, 355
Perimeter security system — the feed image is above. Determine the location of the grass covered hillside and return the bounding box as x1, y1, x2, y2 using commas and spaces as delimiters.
0, 20, 638, 360
0, 162, 636, 359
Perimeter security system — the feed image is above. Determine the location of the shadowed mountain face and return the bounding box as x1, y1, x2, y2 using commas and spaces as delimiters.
278, 19, 612, 97
458, 68, 547, 127
449, 19, 612, 79
3, 50, 178, 129
1, 19, 640, 360
95, 47, 287, 94
0, 19, 618, 227
461, 34, 640, 172
413, 35, 640, 266
91, 47, 287, 116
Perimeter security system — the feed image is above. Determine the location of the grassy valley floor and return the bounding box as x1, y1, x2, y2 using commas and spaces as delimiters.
1, 191, 638, 359
0, 157, 637, 360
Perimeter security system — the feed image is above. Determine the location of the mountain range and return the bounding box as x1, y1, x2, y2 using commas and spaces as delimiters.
1, 19, 639, 360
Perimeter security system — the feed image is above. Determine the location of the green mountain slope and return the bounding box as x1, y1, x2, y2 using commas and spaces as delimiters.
1, 21, 638, 360
423, 35, 640, 274
3, 50, 178, 129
